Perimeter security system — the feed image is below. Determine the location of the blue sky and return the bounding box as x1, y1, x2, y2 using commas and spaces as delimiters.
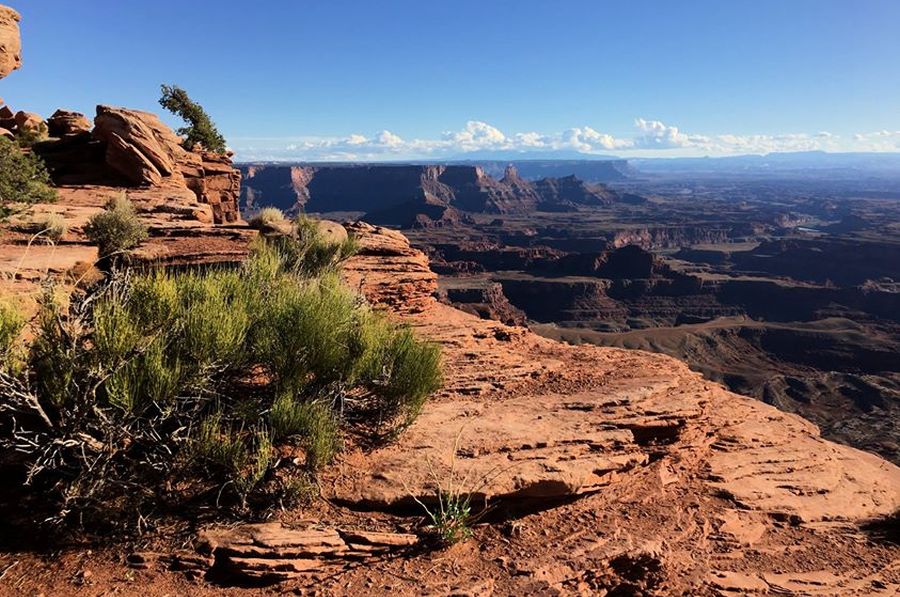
3, 0, 900, 160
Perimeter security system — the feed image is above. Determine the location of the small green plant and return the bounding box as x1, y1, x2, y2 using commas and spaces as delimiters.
269, 393, 339, 469
424, 488, 475, 546
159, 84, 227, 154
83, 194, 148, 259
409, 432, 509, 547
0, 136, 57, 218
248, 206, 286, 229
0, 299, 25, 373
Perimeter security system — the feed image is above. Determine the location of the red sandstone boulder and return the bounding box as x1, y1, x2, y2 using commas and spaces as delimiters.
105, 132, 163, 186
93, 105, 187, 180
0, 5, 20, 79
14, 110, 45, 134
47, 109, 92, 137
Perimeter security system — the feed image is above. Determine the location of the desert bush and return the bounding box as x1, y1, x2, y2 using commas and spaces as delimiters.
0, 236, 441, 530
16, 212, 68, 242
16, 122, 49, 148
40, 213, 67, 241
278, 216, 359, 277
248, 206, 286, 229
269, 393, 339, 468
159, 84, 227, 154
83, 195, 148, 260
0, 137, 57, 218
0, 299, 24, 373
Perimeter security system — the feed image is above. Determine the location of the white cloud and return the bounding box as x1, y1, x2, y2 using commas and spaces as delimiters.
374, 130, 405, 148
230, 119, 900, 161
446, 120, 508, 150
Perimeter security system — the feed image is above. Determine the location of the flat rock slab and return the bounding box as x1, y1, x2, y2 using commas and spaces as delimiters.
705, 397, 900, 522
328, 377, 704, 509
197, 522, 418, 581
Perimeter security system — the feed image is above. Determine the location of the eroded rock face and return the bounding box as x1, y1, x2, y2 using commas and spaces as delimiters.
93, 105, 183, 182
0, 5, 21, 79
196, 522, 417, 581
33, 105, 242, 223
342, 221, 438, 315
47, 109, 92, 137
239, 163, 632, 226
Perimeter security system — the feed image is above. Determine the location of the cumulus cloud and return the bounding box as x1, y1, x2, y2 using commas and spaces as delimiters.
445, 121, 508, 150
230, 119, 900, 161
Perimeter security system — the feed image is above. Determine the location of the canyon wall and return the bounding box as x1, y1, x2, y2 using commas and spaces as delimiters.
239, 163, 631, 226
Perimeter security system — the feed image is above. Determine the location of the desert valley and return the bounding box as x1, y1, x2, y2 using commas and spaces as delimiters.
1, 3, 899, 596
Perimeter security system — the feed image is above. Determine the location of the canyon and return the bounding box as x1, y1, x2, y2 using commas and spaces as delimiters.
242, 158, 900, 465
1, 7, 899, 595
240, 163, 637, 228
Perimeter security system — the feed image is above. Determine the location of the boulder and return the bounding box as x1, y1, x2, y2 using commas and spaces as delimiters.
14, 110, 45, 133
0, 104, 12, 119
0, 126, 12, 140
315, 219, 349, 244
93, 105, 183, 176
105, 131, 163, 186
0, 5, 20, 79
47, 109, 92, 137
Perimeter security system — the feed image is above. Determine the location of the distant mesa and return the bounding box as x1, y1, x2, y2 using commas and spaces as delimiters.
240, 163, 644, 228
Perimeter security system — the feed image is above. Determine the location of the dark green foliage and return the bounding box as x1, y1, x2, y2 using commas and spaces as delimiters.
15, 122, 49, 148
83, 195, 149, 259
1, 232, 442, 530
0, 136, 57, 218
159, 84, 227, 154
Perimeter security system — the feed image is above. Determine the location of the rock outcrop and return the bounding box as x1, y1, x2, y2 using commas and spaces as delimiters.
47, 109, 93, 137
33, 105, 241, 223
196, 523, 418, 581
0, 4, 20, 79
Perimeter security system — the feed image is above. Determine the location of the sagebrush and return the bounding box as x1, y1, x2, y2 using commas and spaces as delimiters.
83, 194, 148, 260
0, 232, 441, 532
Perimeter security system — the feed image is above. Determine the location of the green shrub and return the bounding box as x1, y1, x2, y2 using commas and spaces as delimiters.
0, 136, 57, 218
16, 122, 49, 148
0, 299, 24, 373
279, 216, 359, 277
270, 394, 339, 468
28, 294, 78, 407
248, 206, 286, 229
159, 84, 227, 154
3, 236, 442, 529
253, 274, 360, 391
376, 327, 443, 426
83, 195, 148, 259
